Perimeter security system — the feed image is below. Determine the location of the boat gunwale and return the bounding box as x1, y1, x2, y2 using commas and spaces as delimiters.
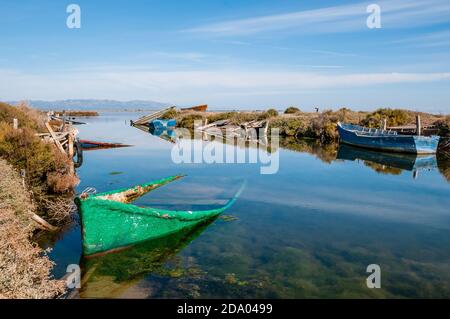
76, 176, 246, 222
79, 196, 227, 222
338, 122, 440, 140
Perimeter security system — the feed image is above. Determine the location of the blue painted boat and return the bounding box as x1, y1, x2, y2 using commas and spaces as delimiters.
149, 119, 176, 131
337, 122, 440, 154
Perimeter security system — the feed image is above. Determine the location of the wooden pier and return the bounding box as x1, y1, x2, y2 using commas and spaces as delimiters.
31, 113, 82, 171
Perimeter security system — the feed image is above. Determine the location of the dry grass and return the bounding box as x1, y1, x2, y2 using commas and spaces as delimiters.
0, 159, 66, 299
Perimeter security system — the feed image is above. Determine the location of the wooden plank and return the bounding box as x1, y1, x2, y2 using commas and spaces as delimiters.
133, 106, 176, 125
45, 122, 66, 154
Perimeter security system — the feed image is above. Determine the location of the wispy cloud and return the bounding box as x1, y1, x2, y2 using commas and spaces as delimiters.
136, 51, 211, 62
1, 67, 449, 102
393, 30, 450, 47
185, 0, 450, 36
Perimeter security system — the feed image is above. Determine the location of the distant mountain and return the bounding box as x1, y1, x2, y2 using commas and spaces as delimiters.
8, 99, 172, 110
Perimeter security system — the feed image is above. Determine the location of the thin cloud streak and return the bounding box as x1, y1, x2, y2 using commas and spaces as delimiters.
393, 30, 450, 48
185, 0, 450, 36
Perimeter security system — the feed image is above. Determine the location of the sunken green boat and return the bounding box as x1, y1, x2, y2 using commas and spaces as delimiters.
75, 175, 243, 256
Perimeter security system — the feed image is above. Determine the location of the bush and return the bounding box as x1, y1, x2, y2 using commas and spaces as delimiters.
0, 124, 76, 194
257, 109, 278, 120
361, 108, 410, 128
160, 108, 178, 119
434, 115, 450, 137
0, 102, 45, 131
177, 114, 204, 129
269, 118, 309, 137
266, 108, 279, 117
0, 102, 78, 222
284, 107, 300, 114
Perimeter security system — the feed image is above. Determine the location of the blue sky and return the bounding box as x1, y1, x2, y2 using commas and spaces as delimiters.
1, 0, 450, 112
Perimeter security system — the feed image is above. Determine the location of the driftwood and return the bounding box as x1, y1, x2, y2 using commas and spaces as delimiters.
31, 213, 58, 232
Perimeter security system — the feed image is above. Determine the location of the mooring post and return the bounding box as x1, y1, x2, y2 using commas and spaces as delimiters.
68, 133, 75, 174
62, 110, 66, 132
13, 118, 18, 130
416, 115, 422, 136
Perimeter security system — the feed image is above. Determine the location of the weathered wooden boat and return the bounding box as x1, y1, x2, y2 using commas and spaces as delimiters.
181, 104, 208, 112
337, 122, 440, 154
75, 175, 243, 256
79, 140, 131, 151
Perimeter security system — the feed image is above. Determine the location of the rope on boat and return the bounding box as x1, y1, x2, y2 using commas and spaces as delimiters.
222, 180, 247, 210
80, 187, 97, 199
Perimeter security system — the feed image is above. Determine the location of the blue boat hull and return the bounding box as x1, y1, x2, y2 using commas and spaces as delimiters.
337, 124, 440, 154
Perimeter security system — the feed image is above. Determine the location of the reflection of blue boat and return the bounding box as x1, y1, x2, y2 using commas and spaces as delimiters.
149, 126, 177, 143
149, 119, 176, 131
337, 122, 440, 154
337, 144, 437, 171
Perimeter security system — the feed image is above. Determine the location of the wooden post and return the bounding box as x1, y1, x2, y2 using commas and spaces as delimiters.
382, 118, 387, 131
68, 133, 74, 159
13, 118, 18, 130
416, 115, 422, 136
68, 133, 75, 174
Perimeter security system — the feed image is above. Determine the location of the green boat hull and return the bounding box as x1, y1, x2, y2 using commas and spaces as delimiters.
79, 220, 215, 298
76, 176, 242, 256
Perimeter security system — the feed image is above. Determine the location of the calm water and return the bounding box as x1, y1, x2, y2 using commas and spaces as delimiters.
46, 112, 450, 298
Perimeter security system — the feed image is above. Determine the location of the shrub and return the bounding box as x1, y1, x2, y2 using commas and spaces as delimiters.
0, 125, 77, 194
266, 108, 279, 117
433, 115, 450, 137
269, 118, 309, 137
284, 106, 300, 114
160, 108, 178, 119
0, 103, 78, 222
0, 102, 45, 131
361, 108, 410, 128
177, 114, 204, 129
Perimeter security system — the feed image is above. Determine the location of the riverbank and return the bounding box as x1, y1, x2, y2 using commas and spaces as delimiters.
0, 102, 80, 298
0, 159, 66, 298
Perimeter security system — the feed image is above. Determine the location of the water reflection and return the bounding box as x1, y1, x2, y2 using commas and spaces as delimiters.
437, 152, 450, 182
280, 137, 338, 163
337, 144, 438, 177
149, 127, 177, 144
144, 124, 449, 181
79, 220, 216, 298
